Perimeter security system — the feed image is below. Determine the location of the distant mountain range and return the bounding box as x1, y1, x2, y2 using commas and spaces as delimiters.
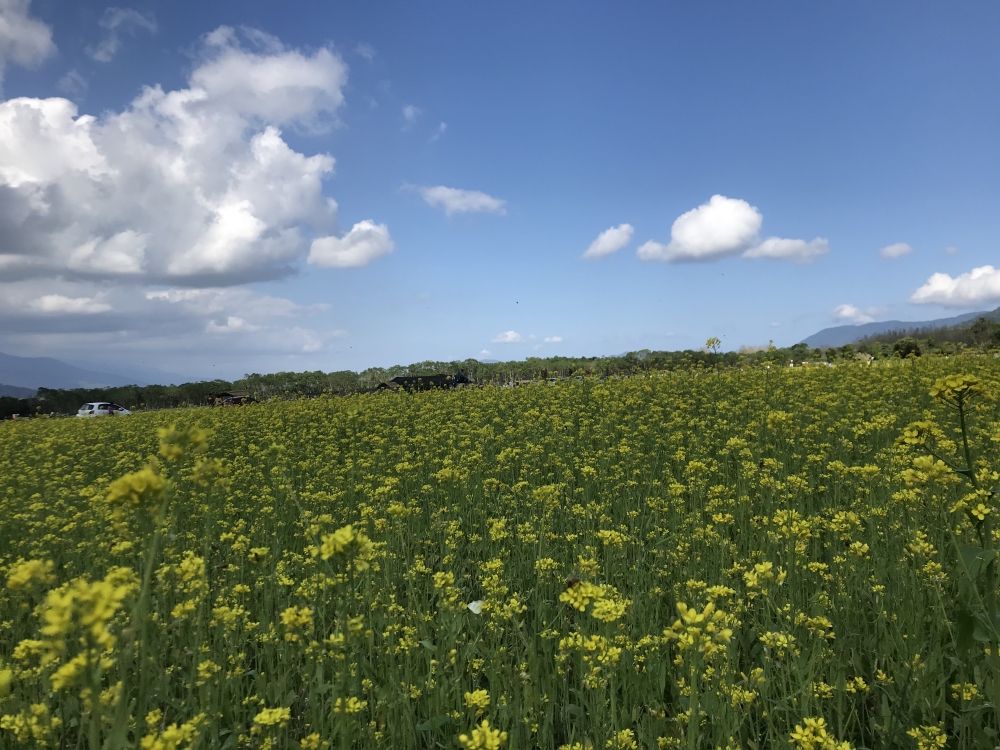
0, 383, 37, 398
0, 350, 154, 390
801, 308, 1000, 348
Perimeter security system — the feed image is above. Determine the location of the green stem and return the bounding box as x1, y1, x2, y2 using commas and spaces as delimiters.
957, 398, 979, 490
686, 658, 699, 750
103, 510, 165, 750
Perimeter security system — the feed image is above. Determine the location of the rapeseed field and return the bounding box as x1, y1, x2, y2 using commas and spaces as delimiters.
3, 358, 1000, 749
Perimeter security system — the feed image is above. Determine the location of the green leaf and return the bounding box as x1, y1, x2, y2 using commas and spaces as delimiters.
956, 606, 977, 653
563, 704, 585, 718
959, 544, 997, 580
416, 715, 451, 732
973, 613, 995, 643
418, 639, 435, 651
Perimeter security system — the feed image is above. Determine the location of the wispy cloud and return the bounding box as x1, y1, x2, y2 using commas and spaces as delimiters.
430, 121, 447, 142
832, 304, 884, 325
412, 185, 506, 216
402, 104, 421, 128
88, 7, 157, 63
879, 242, 913, 259
583, 224, 633, 259
31, 294, 111, 315
56, 69, 87, 96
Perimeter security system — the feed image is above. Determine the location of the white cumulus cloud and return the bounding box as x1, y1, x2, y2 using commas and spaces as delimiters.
910, 265, 1000, 308
833, 304, 875, 325
416, 185, 506, 217
637, 195, 761, 263
583, 224, 633, 259
544, 336, 562, 343
492, 330, 522, 343
87, 7, 156, 63
0, 26, 366, 285
0, 26, 375, 369
0, 0, 55, 81
636, 194, 827, 264
879, 242, 913, 259
308, 220, 394, 268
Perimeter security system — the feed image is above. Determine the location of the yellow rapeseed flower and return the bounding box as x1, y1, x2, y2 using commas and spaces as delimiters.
459, 719, 507, 749
6, 559, 55, 591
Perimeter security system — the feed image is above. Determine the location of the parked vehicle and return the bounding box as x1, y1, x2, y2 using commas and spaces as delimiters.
76, 402, 131, 418
222, 395, 256, 406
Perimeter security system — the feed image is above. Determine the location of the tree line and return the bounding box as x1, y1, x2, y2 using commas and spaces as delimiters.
3, 325, 999, 420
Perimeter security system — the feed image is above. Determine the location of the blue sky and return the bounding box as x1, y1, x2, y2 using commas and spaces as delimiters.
1, 0, 998, 380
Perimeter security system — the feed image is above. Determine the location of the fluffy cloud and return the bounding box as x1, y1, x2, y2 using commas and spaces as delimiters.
492, 330, 522, 343
0, 26, 365, 286
879, 242, 913, 259
833, 304, 875, 325
308, 220, 394, 268
637, 195, 761, 263
0, 0, 55, 80
88, 7, 156, 63
544, 336, 563, 343
416, 186, 506, 216
743, 237, 829, 263
910, 265, 1000, 308
0, 26, 377, 371
636, 195, 827, 264
945, 246, 960, 255
583, 224, 633, 259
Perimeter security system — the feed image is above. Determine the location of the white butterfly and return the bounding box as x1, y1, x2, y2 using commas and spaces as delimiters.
467, 600, 485, 615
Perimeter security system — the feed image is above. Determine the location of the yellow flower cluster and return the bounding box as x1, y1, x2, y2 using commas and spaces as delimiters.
663, 601, 734, 657
459, 719, 507, 749
559, 580, 631, 623
140, 710, 206, 750
929, 373, 984, 405
6, 559, 55, 590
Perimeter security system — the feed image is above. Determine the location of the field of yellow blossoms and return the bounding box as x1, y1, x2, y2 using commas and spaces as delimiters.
3, 358, 1000, 749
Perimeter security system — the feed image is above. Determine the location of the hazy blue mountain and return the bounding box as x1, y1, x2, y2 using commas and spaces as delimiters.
0, 351, 146, 390
67, 360, 190, 387
801, 308, 999, 348
0, 383, 37, 398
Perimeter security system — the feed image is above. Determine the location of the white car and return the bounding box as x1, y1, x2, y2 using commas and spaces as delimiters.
76, 402, 132, 418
